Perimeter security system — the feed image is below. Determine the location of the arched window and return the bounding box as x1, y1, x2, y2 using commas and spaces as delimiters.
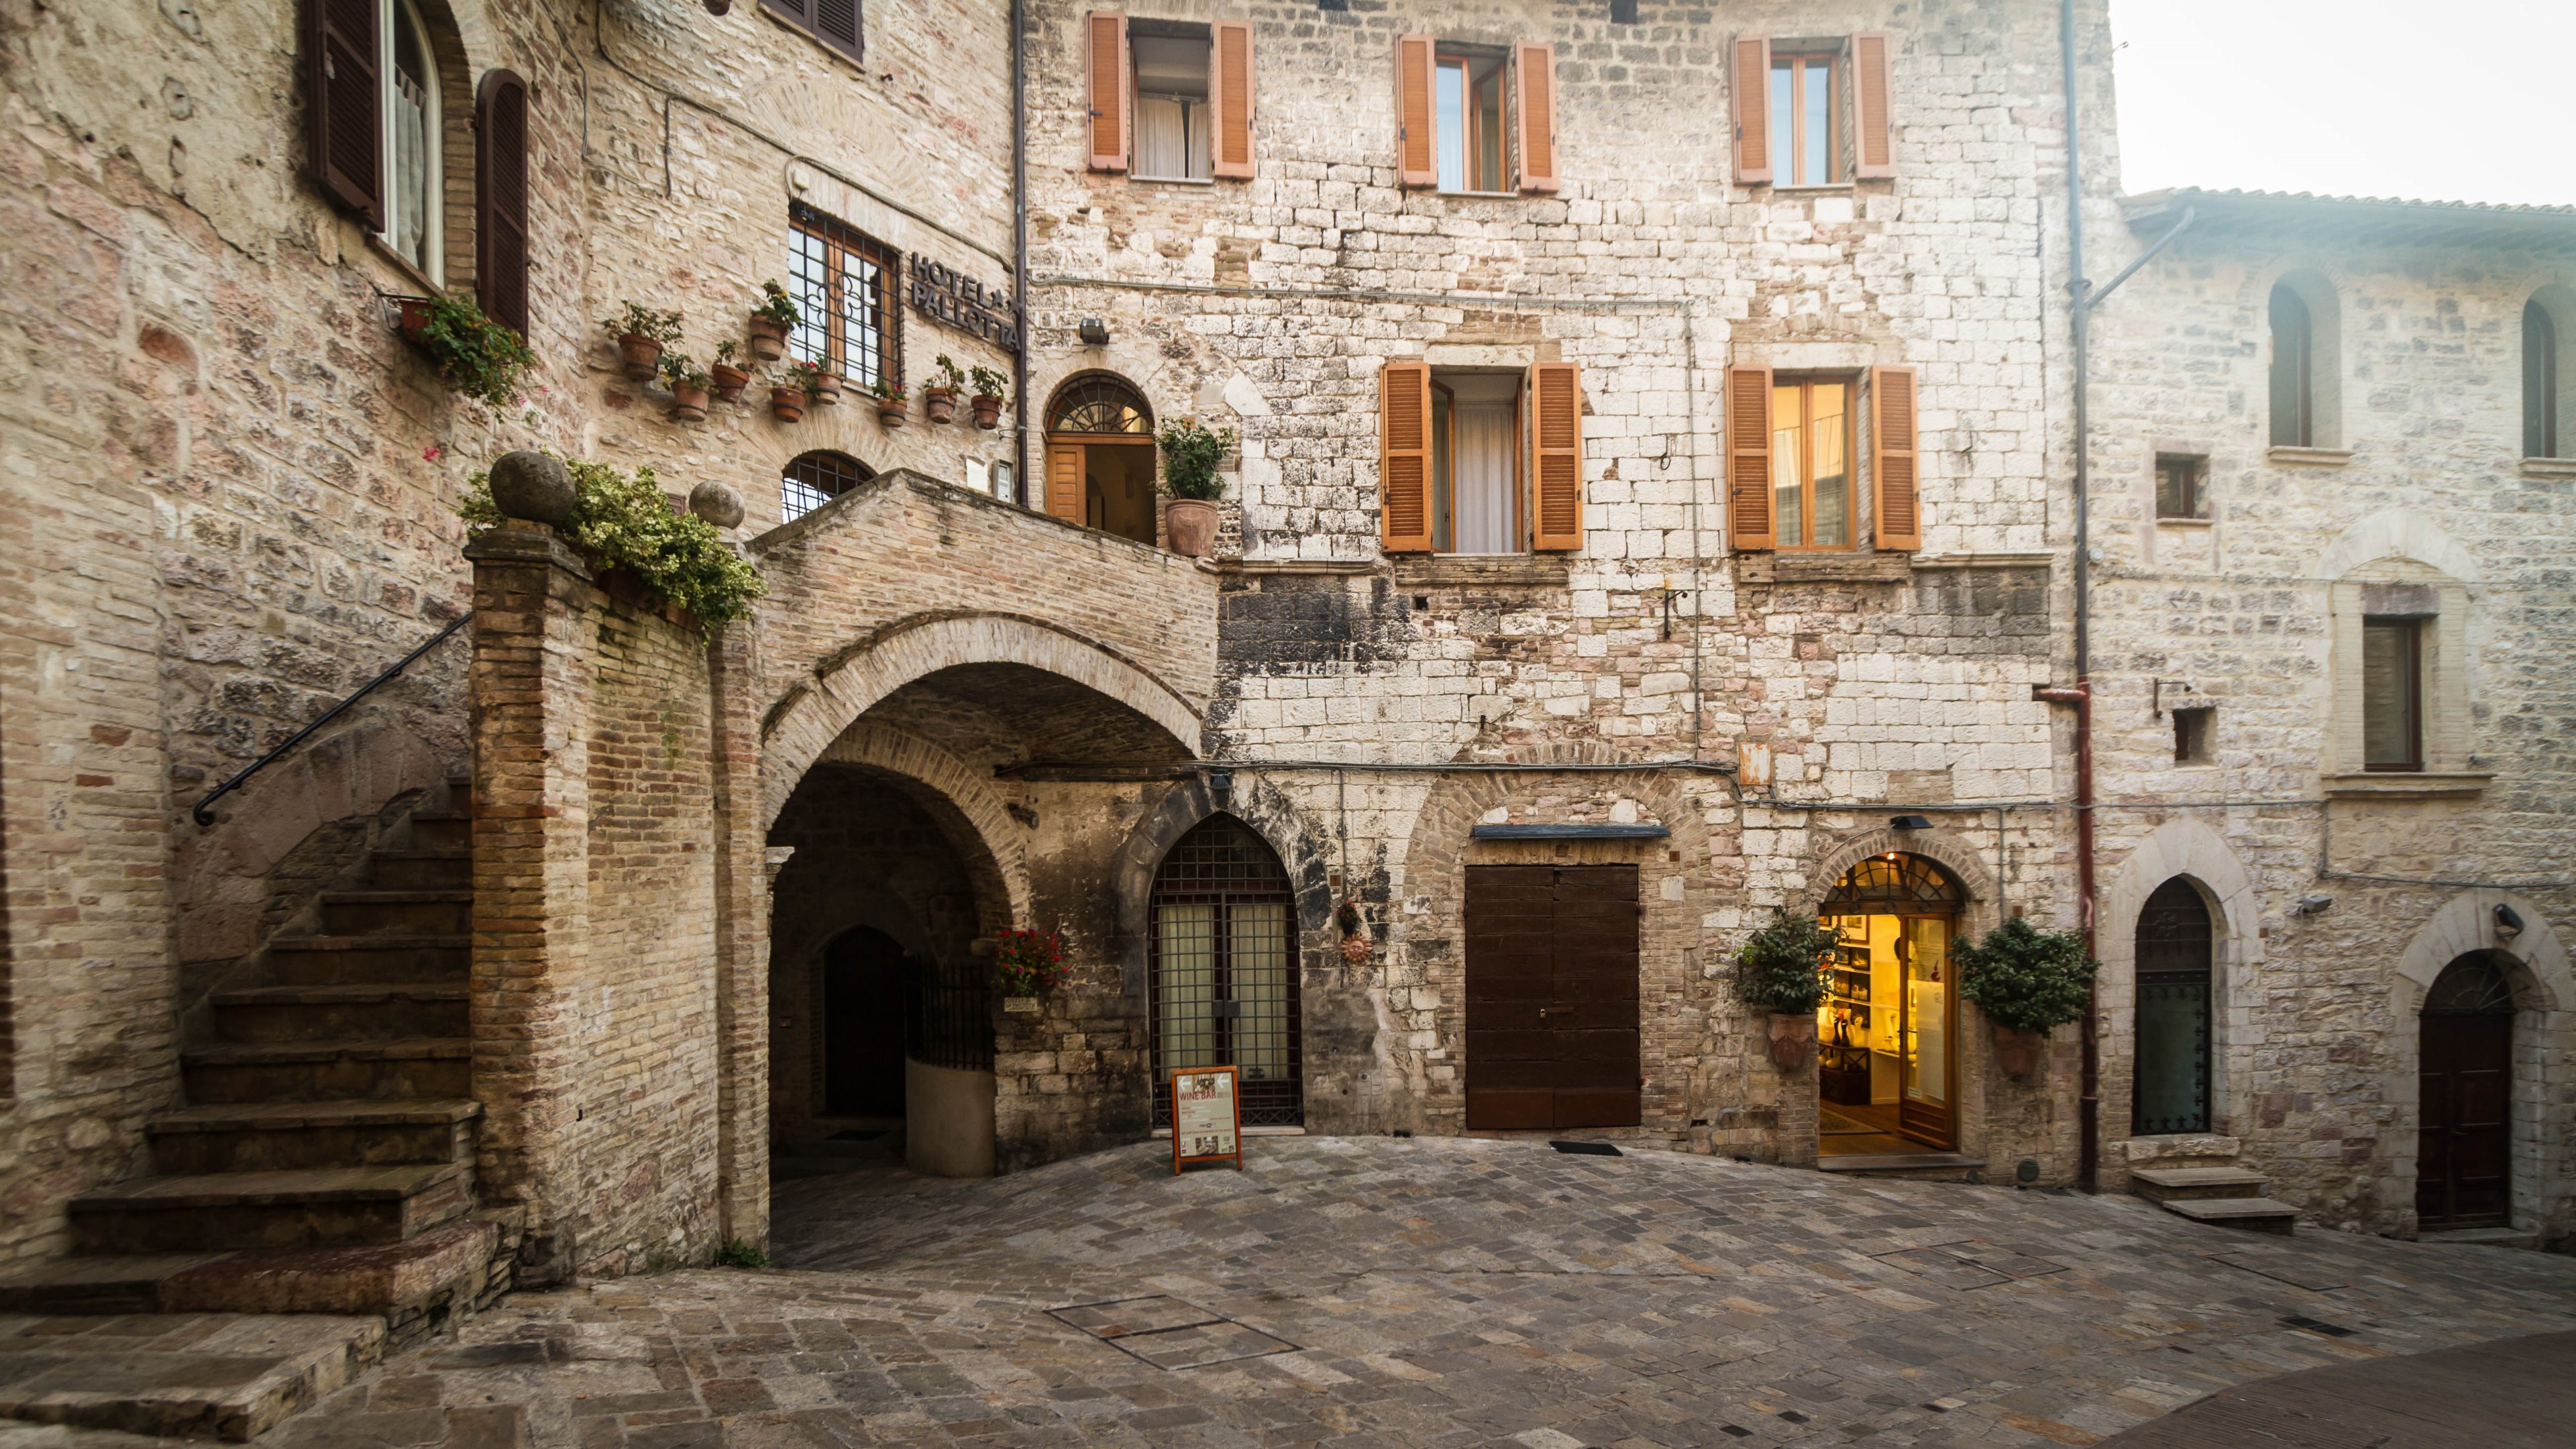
1042, 373, 1157, 543
782, 450, 873, 523
2418, 953, 2516, 1229
2133, 877, 2212, 1136
1046, 374, 1154, 435
382, 0, 443, 282
1148, 816, 1302, 1128
2268, 283, 2312, 447
2527, 297, 2563, 460
1817, 853, 1964, 1150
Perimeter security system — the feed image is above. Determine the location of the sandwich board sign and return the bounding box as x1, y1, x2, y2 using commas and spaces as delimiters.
1171, 1065, 1242, 1172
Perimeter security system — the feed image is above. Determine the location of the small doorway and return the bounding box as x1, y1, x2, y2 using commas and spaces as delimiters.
1043, 374, 1159, 547
2133, 878, 2214, 1135
1817, 854, 1963, 1152
1463, 864, 1642, 1130
1149, 816, 1304, 1128
821, 926, 912, 1119
2417, 953, 2516, 1230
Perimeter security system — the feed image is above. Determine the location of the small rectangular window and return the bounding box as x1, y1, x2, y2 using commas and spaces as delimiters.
787, 203, 901, 392
1769, 54, 1841, 186
2171, 706, 2214, 765
1769, 377, 1854, 549
1132, 32, 1212, 180
1436, 51, 1508, 193
2361, 616, 2422, 771
2155, 453, 2208, 519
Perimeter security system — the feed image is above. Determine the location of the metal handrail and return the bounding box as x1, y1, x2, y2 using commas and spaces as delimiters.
191, 613, 474, 826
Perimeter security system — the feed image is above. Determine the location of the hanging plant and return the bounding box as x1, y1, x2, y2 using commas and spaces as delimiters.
968, 364, 1008, 429
869, 375, 908, 427
994, 928, 1067, 996
658, 351, 712, 423
601, 301, 684, 380
709, 340, 751, 403
398, 294, 537, 410
748, 279, 799, 360
921, 355, 966, 424
1732, 908, 1838, 1014
1955, 917, 2098, 1034
459, 453, 767, 625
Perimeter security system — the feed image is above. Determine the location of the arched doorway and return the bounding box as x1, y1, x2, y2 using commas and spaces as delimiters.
2133, 878, 2213, 1136
1043, 373, 1157, 545
1817, 853, 1964, 1152
2418, 953, 2516, 1230
821, 926, 910, 1118
1148, 815, 1303, 1128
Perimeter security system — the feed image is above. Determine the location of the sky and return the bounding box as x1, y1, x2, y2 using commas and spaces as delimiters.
2108, 0, 2576, 208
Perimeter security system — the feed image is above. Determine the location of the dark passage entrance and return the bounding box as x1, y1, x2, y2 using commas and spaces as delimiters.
822, 926, 911, 1118
2417, 953, 2516, 1230
1464, 864, 1640, 1130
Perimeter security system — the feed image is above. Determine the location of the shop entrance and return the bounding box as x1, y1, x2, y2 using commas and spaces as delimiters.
1042, 373, 1159, 547
1816, 854, 1964, 1153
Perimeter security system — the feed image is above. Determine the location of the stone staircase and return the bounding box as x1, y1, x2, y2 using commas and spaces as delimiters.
0, 780, 513, 1344
2123, 1136, 2299, 1235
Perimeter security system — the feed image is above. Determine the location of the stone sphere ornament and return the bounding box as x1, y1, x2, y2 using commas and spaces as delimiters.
487, 450, 576, 525
688, 480, 745, 530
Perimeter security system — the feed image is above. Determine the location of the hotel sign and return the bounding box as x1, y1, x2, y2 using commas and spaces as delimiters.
907, 254, 1020, 352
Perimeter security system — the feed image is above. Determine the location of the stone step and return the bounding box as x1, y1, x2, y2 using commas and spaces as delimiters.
319, 889, 472, 937
268, 934, 468, 986
210, 983, 468, 1044
407, 806, 474, 851
2156, 1195, 2301, 1235
1816, 1152, 1988, 1182
67, 1165, 472, 1254
149, 1098, 480, 1175
182, 1038, 471, 1104
2131, 1166, 2271, 1202
364, 849, 472, 891
0, 1310, 384, 1442
2418, 1226, 2542, 1250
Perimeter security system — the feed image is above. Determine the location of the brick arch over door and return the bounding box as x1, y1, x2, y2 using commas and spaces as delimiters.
758, 612, 1203, 828
809, 721, 1032, 934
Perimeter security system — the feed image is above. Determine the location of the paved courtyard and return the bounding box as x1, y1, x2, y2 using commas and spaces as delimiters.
18, 1137, 2576, 1447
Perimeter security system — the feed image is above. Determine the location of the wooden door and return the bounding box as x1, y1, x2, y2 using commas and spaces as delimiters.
2418, 1010, 2513, 1228
1464, 865, 1640, 1130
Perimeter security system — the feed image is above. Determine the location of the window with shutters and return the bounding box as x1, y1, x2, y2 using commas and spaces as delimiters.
2361, 616, 2423, 772
1436, 50, 1509, 193
1091, 14, 1252, 181
474, 70, 529, 338
1768, 51, 1841, 186
761, 0, 862, 64
1394, 36, 1555, 194
1770, 377, 1854, 549
1430, 370, 1523, 552
1132, 23, 1212, 182
786, 203, 900, 393
1737, 34, 1894, 187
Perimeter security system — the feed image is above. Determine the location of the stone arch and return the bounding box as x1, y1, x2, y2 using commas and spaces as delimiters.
1803, 827, 2002, 939
1114, 773, 1336, 1002
810, 722, 1032, 934
2257, 264, 2344, 448
2377, 892, 2573, 1241
1044, 370, 1157, 436
759, 612, 1201, 828
2318, 508, 2485, 588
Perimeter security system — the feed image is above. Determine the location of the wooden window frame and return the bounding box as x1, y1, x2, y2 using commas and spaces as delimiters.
1128, 21, 1215, 183
378, 0, 445, 287
2154, 453, 2208, 521
1772, 375, 1858, 551
787, 201, 902, 393
1769, 51, 1843, 188
1434, 50, 1511, 195
1427, 374, 1529, 555
2361, 615, 2424, 773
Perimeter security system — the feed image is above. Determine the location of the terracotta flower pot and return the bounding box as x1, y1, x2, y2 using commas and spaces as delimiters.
1767, 1012, 1817, 1072
1164, 497, 1220, 558
875, 395, 907, 428
395, 296, 435, 345
669, 382, 710, 423
970, 394, 1004, 430
808, 373, 843, 407
747, 316, 789, 361
922, 386, 957, 425
617, 333, 663, 381
710, 362, 751, 405
769, 385, 806, 423
1993, 1024, 2045, 1078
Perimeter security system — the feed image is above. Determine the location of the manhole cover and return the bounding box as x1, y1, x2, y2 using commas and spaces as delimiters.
1049, 1295, 1297, 1369
1874, 1240, 2066, 1290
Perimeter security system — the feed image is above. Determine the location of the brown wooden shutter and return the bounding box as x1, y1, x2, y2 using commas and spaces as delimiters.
1085, 11, 1129, 173
1514, 42, 1558, 194
1210, 21, 1255, 180
1726, 365, 1776, 550
1870, 366, 1921, 550
1852, 31, 1896, 180
306, 0, 382, 226
475, 70, 531, 338
1731, 36, 1771, 186
1379, 360, 1434, 553
1528, 363, 1582, 551
1045, 442, 1086, 524
812, 0, 861, 60
1395, 34, 1436, 189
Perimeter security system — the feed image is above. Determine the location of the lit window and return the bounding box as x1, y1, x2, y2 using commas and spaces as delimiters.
1436, 52, 1507, 193
782, 451, 871, 523
2361, 616, 2422, 771
1769, 54, 1839, 186
787, 203, 900, 392
1770, 378, 1853, 549
380, 0, 441, 282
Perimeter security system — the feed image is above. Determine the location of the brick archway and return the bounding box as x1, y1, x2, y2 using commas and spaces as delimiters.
810, 721, 1032, 934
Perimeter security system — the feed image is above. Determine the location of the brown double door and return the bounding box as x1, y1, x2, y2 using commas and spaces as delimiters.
1464, 865, 1640, 1130
2418, 1010, 2512, 1229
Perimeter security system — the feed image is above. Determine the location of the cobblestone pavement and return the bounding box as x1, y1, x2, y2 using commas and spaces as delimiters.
13, 1137, 2576, 1448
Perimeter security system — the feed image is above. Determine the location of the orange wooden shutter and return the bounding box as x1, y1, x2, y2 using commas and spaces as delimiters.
1395, 34, 1436, 189
1379, 361, 1434, 552
1085, 11, 1129, 173
1210, 21, 1255, 180
475, 69, 531, 339
307, 0, 383, 226
1852, 32, 1896, 180
1528, 364, 1583, 551
1045, 442, 1086, 524
1732, 36, 1771, 186
1871, 366, 1921, 550
1726, 365, 1775, 550
1514, 42, 1558, 194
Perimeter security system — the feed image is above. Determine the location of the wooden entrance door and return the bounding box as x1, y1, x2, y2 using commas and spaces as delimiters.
1464, 865, 1640, 1130
2418, 955, 2515, 1229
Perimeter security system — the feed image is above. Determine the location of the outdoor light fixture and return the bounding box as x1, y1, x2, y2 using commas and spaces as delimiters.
1890, 814, 1933, 831
2291, 894, 2333, 918
1207, 768, 1233, 806
2495, 903, 2526, 939
1077, 318, 1110, 345
2016, 1159, 2041, 1185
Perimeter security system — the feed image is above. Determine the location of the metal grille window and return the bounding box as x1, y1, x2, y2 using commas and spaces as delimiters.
1149, 816, 1302, 1128
1821, 853, 1961, 910
2132, 877, 2212, 1136
787, 201, 900, 392
907, 954, 995, 1073
781, 450, 871, 523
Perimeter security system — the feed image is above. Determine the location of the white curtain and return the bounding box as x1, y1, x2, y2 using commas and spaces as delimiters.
391, 75, 430, 270
1136, 95, 1208, 180
1452, 398, 1517, 553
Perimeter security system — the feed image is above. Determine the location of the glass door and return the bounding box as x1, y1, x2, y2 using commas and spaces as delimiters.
1896, 914, 1953, 1146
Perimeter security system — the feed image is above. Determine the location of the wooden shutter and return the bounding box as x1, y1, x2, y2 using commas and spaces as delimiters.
1379, 361, 1434, 553
1514, 42, 1558, 194
1851, 32, 1896, 179
1726, 365, 1775, 550
1210, 21, 1255, 180
1871, 366, 1921, 550
475, 70, 531, 338
1045, 442, 1086, 524
1085, 11, 1129, 173
1395, 34, 1436, 189
1731, 36, 1771, 186
306, 0, 382, 226
1528, 363, 1582, 551
812, 0, 862, 61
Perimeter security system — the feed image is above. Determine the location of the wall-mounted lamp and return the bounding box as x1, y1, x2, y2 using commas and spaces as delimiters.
1890, 814, 1933, 831
1206, 769, 1233, 807
1077, 318, 1110, 346
2290, 894, 2333, 918
2494, 903, 2525, 940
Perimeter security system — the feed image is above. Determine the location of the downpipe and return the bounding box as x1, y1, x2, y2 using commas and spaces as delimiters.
2033, 682, 2096, 1189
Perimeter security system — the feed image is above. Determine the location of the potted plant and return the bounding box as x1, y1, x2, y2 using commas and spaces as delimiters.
870, 376, 908, 427
601, 301, 683, 381
709, 340, 751, 405
967, 364, 1008, 430
659, 352, 712, 423
1155, 418, 1235, 559
921, 356, 966, 424
769, 371, 808, 424
749, 280, 798, 361
1956, 917, 2098, 1078
784, 358, 841, 407
396, 294, 537, 409
994, 928, 1065, 1006
1733, 908, 1839, 1071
